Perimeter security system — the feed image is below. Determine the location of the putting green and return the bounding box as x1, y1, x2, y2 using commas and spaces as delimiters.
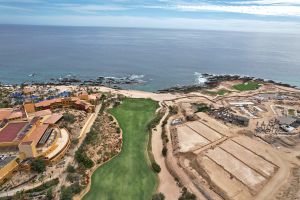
83, 98, 158, 200
233, 81, 261, 91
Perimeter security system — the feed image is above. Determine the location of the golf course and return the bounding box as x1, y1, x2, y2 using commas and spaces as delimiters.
83, 98, 159, 200
233, 81, 261, 91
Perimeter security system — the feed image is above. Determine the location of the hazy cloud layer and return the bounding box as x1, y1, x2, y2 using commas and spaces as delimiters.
0, 0, 299, 32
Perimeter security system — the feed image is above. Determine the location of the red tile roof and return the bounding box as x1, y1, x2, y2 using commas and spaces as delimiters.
0, 109, 22, 121
7, 112, 23, 120
0, 109, 13, 121
23, 124, 49, 146
0, 122, 28, 143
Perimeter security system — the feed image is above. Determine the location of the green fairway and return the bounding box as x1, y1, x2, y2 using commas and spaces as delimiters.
232, 81, 261, 91
83, 98, 159, 200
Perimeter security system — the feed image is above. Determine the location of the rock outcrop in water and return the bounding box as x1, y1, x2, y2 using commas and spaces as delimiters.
158, 73, 296, 93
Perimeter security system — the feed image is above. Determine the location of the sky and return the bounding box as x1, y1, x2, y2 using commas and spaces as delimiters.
0, 0, 300, 32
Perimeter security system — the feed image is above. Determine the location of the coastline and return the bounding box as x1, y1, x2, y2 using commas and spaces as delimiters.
1, 75, 300, 199
1, 73, 298, 93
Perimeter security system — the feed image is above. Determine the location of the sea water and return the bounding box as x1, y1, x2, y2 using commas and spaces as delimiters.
0, 25, 299, 91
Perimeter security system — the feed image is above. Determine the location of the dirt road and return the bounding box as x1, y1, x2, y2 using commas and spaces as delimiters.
163, 102, 207, 200
151, 103, 181, 200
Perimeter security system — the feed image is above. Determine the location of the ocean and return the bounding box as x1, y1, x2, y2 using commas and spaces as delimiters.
0, 25, 299, 91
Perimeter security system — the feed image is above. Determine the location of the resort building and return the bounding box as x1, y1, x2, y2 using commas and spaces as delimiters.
0, 91, 99, 184
24, 97, 95, 115
0, 155, 18, 184
0, 114, 70, 183
0, 108, 24, 122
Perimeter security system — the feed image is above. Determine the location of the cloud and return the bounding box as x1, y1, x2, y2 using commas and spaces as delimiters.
0, 0, 41, 3
1, 15, 300, 33
142, 0, 300, 17
57, 4, 130, 14
0, 0, 299, 30
1, 0, 300, 17
232, 0, 300, 5
173, 4, 300, 16
0, 5, 32, 12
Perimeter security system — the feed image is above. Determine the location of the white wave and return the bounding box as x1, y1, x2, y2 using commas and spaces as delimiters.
128, 74, 144, 80
194, 72, 207, 85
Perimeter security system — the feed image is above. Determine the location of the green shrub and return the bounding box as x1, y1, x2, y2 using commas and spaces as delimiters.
162, 146, 168, 157
194, 103, 210, 113
152, 193, 165, 200
179, 187, 196, 200
71, 138, 79, 145
152, 162, 161, 173
67, 165, 76, 173
70, 182, 82, 194
46, 189, 53, 200
75, 148, 94, 169
67, 173, 79, 183
30, 158, 46, 173
147, 113, 163, 131
169, 106, 178, 115
26, 178, 59, 193
60, 186, 72, 200
63, 113, 76, 123
60, 182, 82, 200
83, 129, 98, 146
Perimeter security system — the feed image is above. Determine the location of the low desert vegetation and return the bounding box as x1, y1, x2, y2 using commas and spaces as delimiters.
205, 89, 230, 96
152, 193, 165, 200
30, 157, 46, 173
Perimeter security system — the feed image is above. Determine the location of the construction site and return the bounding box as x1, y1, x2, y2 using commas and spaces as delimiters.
165, 81, 300, 200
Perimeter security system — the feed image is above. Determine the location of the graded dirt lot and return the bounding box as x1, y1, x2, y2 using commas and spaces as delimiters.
186, 121, 223, 142
205, 147, 267, 194
177, 125, 210, 152
220, 140, 277, 178
196, 112, 233, 136
196, 156, 252, 200
232, 136, 278, 165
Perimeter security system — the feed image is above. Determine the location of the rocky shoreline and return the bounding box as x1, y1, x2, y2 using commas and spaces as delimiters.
1, 74, 146, 89
1, 73, 297, 93
158, 74, 297, 93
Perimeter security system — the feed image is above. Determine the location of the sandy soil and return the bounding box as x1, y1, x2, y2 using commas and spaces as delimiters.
196, 112, 232, 137
165, 113, 207, 200
197, 156, 252, 200
186, 121, 222, 142
220, 140, 276, 178
151, 104, 181, 200
177, 125, 210, 152
51, 83, 300, 200
206, 147, 267, 193
229, 136, 294, 200
232, 136, 279, 165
